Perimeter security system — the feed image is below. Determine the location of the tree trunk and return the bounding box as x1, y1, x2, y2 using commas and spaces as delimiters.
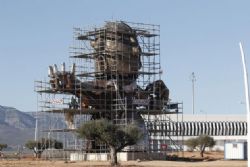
200, 151, 204, 157
200, 146, 205, 158
110, 146, 118, 166
35, 152, 42, 158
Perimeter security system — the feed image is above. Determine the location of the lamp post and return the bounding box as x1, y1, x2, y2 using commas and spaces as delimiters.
239, 42, 250, 165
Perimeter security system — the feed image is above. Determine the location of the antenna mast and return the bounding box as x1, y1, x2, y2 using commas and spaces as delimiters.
191, 72, 196, 115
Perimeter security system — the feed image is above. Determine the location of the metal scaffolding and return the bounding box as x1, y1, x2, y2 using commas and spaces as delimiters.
34, 21, 183, 160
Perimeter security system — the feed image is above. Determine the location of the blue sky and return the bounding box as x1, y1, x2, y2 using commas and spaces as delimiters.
0, 0, 250, 115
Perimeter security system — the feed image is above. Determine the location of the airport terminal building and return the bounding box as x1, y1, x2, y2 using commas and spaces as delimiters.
146, 114, 247, 151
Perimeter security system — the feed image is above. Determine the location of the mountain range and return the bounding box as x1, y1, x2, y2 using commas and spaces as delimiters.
0, 105, 36, 147
0, 105, 69, 148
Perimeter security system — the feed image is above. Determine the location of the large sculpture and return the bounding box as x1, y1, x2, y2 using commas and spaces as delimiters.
46, 22, 170, 150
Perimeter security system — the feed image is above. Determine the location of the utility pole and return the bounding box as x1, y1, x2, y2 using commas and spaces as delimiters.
190, 72, 196, 115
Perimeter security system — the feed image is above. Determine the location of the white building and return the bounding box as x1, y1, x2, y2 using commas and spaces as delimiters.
145, 114, 247, 151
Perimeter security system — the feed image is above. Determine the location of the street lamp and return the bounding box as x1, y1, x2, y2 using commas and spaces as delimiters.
239, 42, 250, 165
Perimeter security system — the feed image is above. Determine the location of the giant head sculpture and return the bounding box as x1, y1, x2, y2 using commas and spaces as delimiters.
90, 22, 141, 84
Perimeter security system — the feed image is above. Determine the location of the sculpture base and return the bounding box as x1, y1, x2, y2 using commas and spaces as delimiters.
70, 152, 165, 161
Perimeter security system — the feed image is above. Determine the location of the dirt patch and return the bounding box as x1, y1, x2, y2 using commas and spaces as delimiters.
0, 159, 247, 167
167, 151, 224, 161
0, 152, 246, 167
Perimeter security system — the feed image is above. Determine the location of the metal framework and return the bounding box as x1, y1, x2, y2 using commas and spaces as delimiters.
34, 21, 183, 160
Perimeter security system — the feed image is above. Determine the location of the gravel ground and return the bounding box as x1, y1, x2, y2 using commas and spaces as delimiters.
0, 160, 247, 167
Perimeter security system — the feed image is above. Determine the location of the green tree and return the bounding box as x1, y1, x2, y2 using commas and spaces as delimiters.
197, 135, 216, 157
185, 138, 198, 151
0, 144, 7, 151
185, 135, 215, 157
25, 138, 63, 158
77, 119, 143, 166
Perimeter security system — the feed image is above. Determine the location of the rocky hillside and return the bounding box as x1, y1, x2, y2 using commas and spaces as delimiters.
0, 105, 35, 147
0, 106, 35, 129
0, 105, 74, 148
0, 105, 90, 150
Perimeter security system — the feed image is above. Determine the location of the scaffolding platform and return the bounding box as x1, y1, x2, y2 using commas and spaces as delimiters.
70, 51, 158, 59
76, 71, 159, 77
41, 106, 181, 115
